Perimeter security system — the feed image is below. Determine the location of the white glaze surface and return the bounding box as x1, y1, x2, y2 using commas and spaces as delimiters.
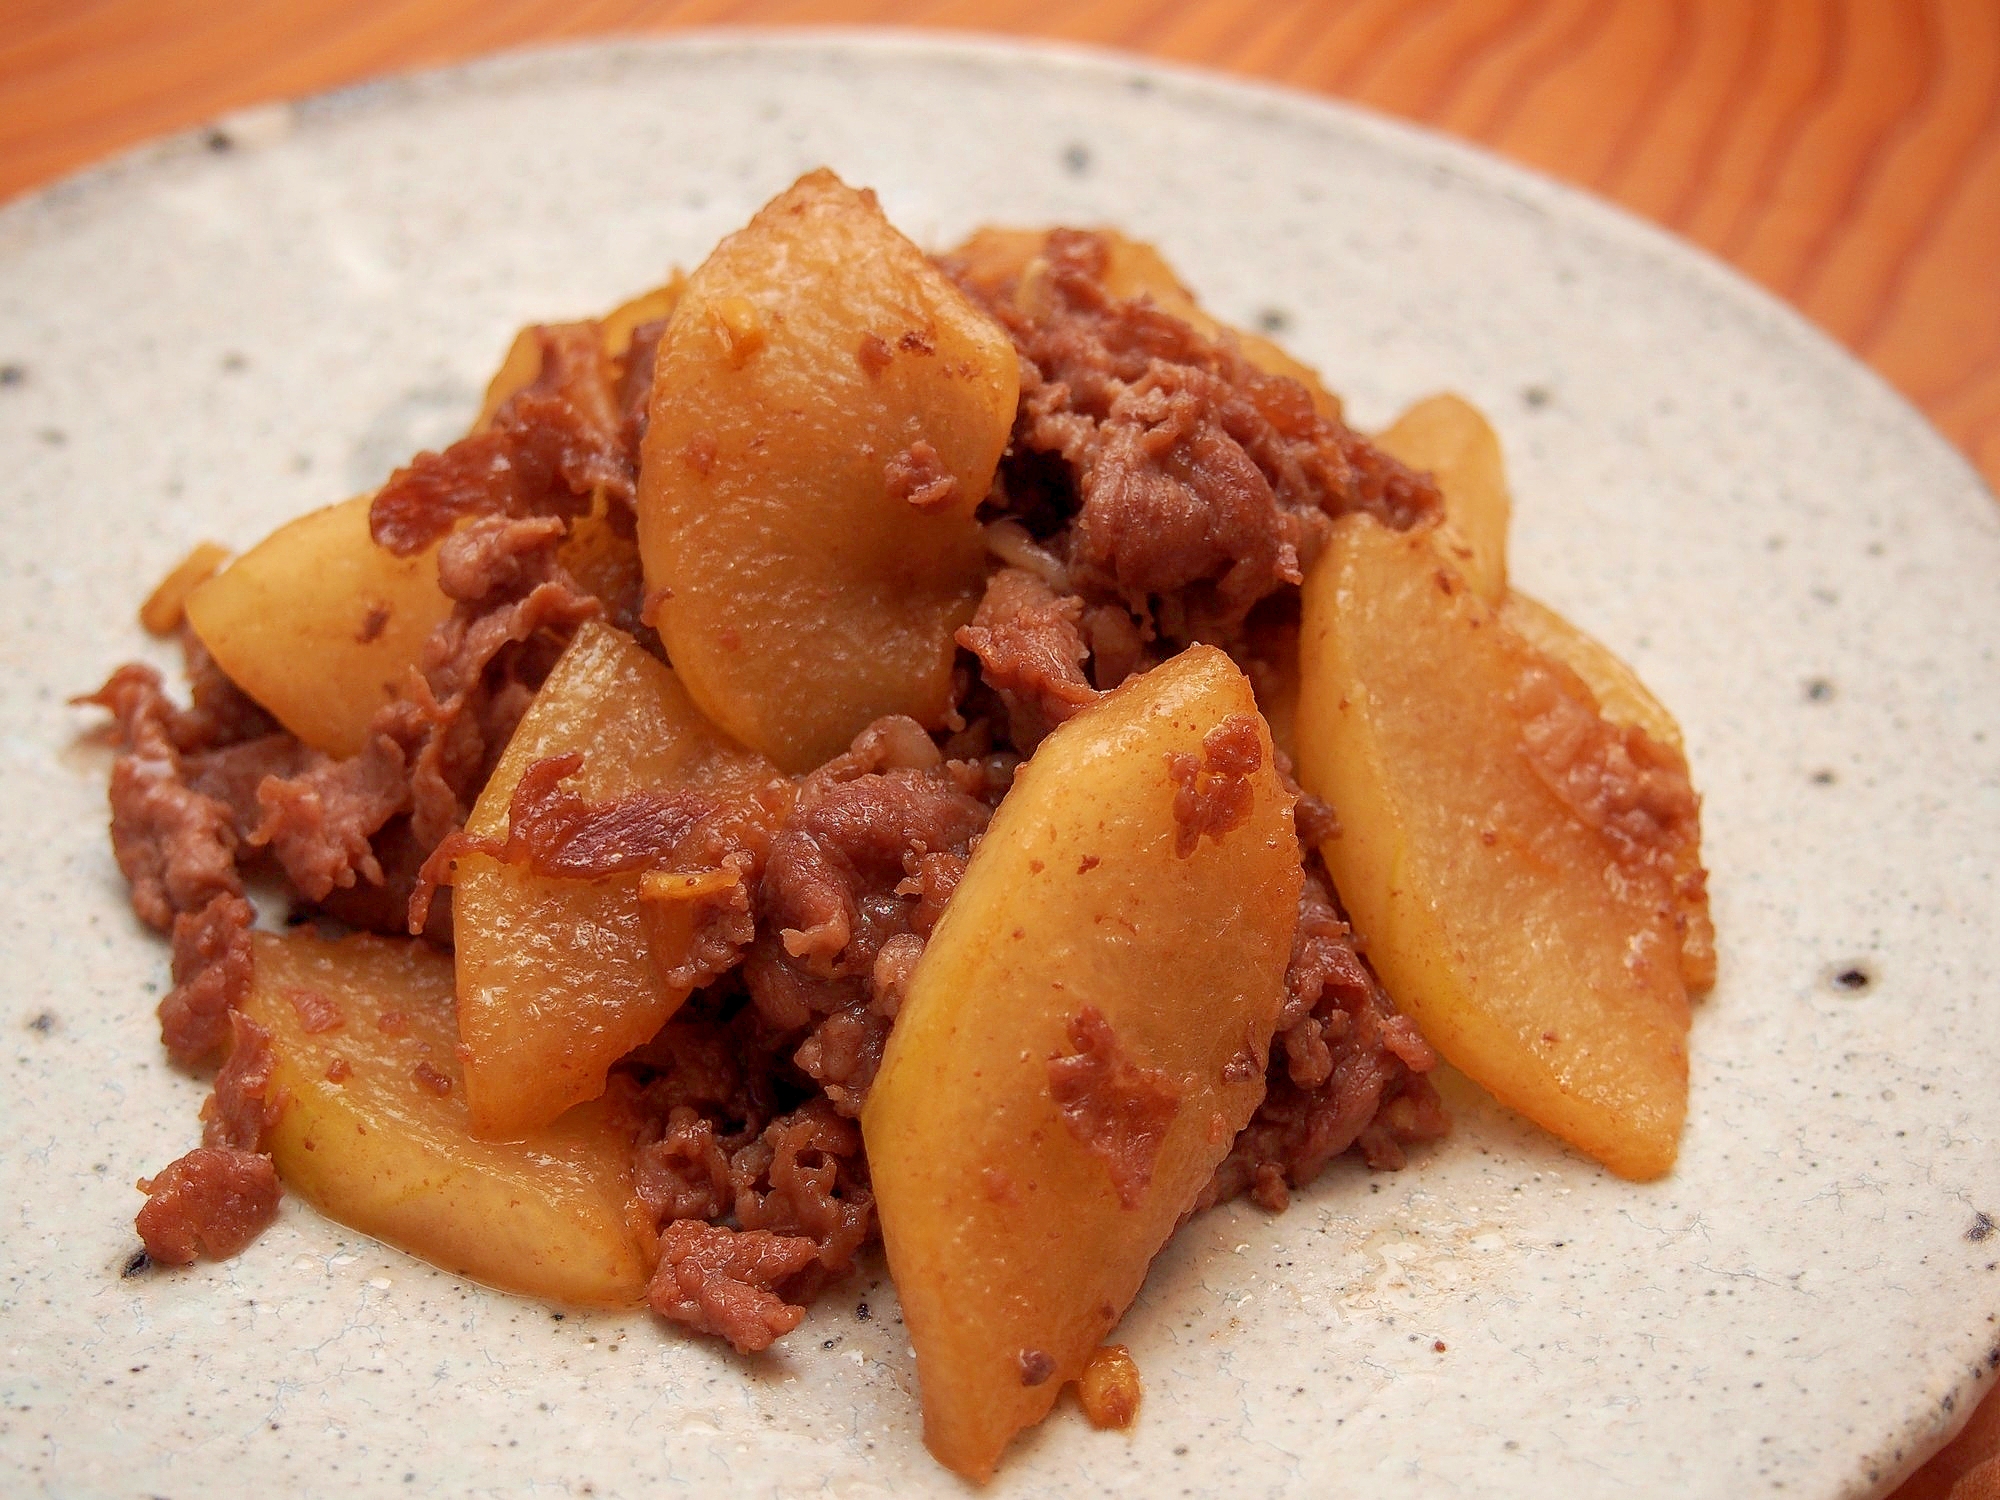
1, 32, 1995, 1499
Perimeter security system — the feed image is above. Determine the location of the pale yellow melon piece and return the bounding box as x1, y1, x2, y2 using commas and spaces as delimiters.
241, 928, 649, 1306
1240, 615, 1301, 769
1296, 514, 1698, 1180
1372, 393, 1511, 604
139, 540, 231, 636
185, 493, 454, 758
452, 619, 784, 1137
864, 644, 1301, 1480
637, 169, 1020, 772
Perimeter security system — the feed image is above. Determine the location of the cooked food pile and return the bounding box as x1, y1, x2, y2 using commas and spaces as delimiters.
85, 170, 1710, 1479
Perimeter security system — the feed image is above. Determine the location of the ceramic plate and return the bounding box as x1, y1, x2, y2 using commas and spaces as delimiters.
2, 32, 1995, 1500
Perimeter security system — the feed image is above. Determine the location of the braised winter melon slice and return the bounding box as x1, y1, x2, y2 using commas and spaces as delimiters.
1372, 392, 1511, 605
865, 645, 1301, 1479
1295, 514, 1706, 1180
637, 169, 1018, 772
241, 928, 649, 1306
450, 620, 785, 1137
185, 494, 453, 758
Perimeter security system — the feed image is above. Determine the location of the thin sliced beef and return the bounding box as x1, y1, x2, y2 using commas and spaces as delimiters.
134, 1147, 282, 1265
200, 1012, 283, 1152
647, 1221, 821, 1354
158, 894, 255, 1065
747, 718, 995, 1115
84, 664, 244, 934
1198, 868, 1448, 1214
369, 323, 633, 556
1048, 1008, 1182, 1211
955, 229, 1439, 641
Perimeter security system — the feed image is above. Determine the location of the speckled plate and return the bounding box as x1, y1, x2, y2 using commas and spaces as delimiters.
2, 31, 1996, 1500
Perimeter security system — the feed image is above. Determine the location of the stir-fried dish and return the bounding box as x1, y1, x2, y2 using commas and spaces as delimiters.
85, 170, 1710, 1479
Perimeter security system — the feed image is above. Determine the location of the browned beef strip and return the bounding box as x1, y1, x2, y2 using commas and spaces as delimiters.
956, 566, 1100, 749
435, 514, 569, 602
1047, 1008, 1182, 1211
746, 718, 995, 1116
249, 732, 408, 901
158, 894, 255, 1065
729, 1098, 875, 1276
200, 1012, 283, 1152
617, 320, 666, 452
630, 1033, 874, 1349
1197, 867, 1448, 1214
183, 734, 311, 832
954, 229, 1439, 643
309, 815, 452, 943
134, 1147, 282, 1265
647, 1221, 821, 1354
369, 323, 632, 556
82, 662, 247, 935
1166, 712, 1264, 858
103, 741, 242, 936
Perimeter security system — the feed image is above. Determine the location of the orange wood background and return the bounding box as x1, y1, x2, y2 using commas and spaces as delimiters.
2, 2, 1996, 1495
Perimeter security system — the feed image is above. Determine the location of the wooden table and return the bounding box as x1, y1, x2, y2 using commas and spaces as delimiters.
3, 3, 1995, 1495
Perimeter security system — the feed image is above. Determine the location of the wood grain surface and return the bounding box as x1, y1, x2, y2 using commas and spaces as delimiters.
2, 2, 1995, 1494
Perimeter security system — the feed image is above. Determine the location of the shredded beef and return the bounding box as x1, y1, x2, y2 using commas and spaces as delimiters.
158, 895, 255, 1065
1512, 659, 1706, 911
285, 986, 343, 1034
87, 665, 244, 933
311, 815, 452, 943
632, 1059, 875, 1352
201, 1012, 283, 1151
134, 1147, 281, 1264
746, 720, 994, 1115
369, 323, 632, 556
249, 733, 406, 900
183, 734, 311, 832
956, 567, 1099, 748
647, 1221, 820, 1353
1048, 1008, 1182, 1210
884, 439, 961, 514
1198, 869, 1447, 1214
